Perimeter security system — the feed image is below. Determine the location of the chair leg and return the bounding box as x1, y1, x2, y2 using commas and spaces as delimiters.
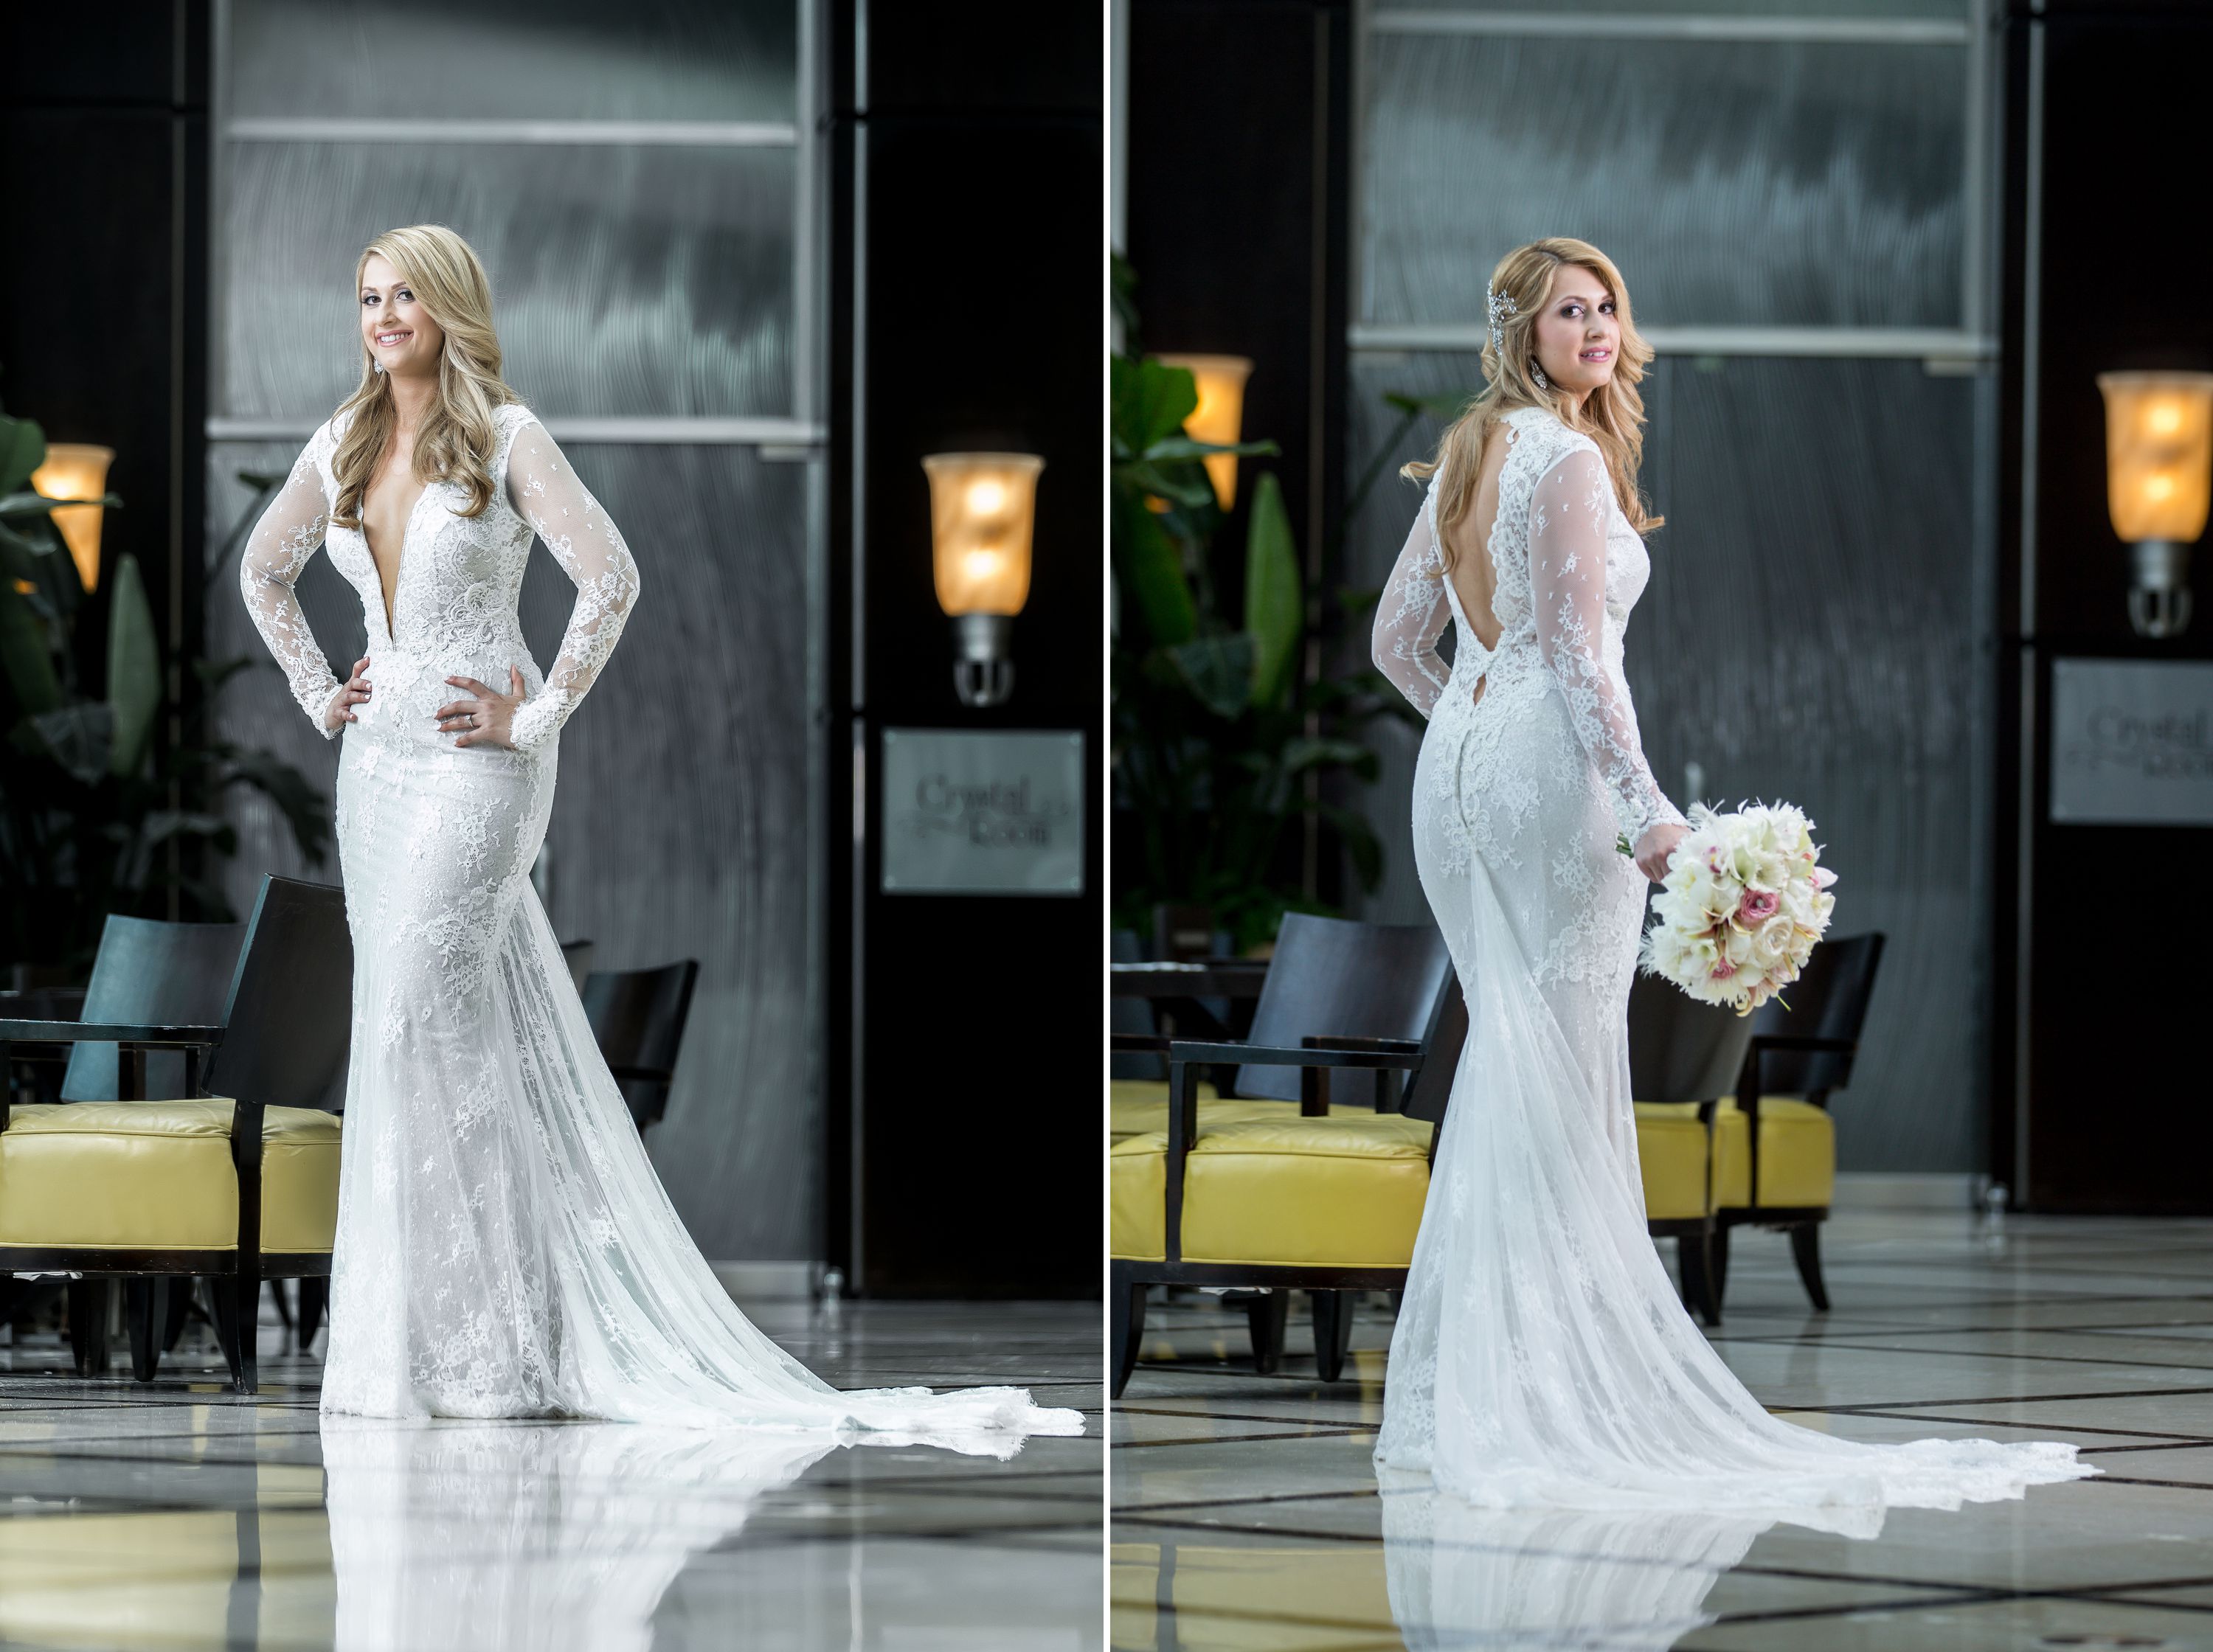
125, 1279, 169, 1383
1710, 1224, 1732, 1316
211, 1277, 259, 1394
66, 1280, 113, 1377
1310, 1291, 1357, 1383
1790, 1223, 1830, 1313
297, 1278, 328, 1350
1244, 1291, 1289, 1375
1112, 1279, 1146, 1400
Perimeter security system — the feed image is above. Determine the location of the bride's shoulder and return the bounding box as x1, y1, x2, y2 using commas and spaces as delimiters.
1501, 404, 1599, 468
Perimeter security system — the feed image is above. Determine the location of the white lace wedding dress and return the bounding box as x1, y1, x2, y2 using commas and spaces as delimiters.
240, 400, 1081, 1438
1367, 402, 2088, 1511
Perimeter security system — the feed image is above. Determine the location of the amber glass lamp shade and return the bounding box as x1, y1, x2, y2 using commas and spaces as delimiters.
1156, 353, 1252, 510
922, 452, 1043, 707
2098, 372, 2213, 638
30, 444, 115, 591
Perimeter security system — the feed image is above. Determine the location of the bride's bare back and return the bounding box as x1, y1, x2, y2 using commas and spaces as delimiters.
1439, 421, 1513, 701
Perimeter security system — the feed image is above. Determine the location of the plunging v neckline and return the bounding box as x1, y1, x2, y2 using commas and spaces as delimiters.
364, 479, 432, 645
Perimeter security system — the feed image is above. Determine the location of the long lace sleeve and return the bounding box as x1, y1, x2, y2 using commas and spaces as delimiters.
238, 428, 344, 737
504, 417, 641, 754
1528, 446, 1684, 847
1372, 481, 1452, 718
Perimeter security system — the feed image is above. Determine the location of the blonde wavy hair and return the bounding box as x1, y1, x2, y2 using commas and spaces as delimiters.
329, 223, 522, 528
1402, 237, 1662, 571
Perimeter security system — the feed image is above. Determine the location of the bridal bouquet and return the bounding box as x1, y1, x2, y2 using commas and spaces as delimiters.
1638, 802, 1838, 1015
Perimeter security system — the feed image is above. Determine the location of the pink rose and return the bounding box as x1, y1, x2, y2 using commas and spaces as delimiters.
1736, 888, 1780, 924
1709, 959, 1738, 980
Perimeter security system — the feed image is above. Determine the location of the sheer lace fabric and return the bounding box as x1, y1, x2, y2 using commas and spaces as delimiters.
1368, 404, 2090, 1510
240, 404, 1080, 1439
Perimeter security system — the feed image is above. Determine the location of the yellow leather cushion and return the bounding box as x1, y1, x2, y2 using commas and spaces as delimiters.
1110, 1114, 1435, 1266
1711, 1097, 1835, 1210
1109, 1078, 1373, 1145
1632, 1103, 1715, 1221
262, 1108, 342, 1254
1182, 1114, 1433, 1268
0, 1102, 342, 1252
1110, 1134, 1167, 1262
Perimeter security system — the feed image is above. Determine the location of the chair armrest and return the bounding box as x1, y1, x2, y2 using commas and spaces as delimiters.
1745, 1035, 1856, 1057
1737, 1034, 1857, 1111
1300, 1035, 1421, 1055
1166, 1039, 1424, 1072
0, 1019, 224, 1047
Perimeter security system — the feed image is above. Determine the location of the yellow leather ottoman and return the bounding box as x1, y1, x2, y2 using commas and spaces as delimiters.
0, 1101, 342, 1253
1630, 1103, 1717, 1221
1708, 1097, 1835, 1210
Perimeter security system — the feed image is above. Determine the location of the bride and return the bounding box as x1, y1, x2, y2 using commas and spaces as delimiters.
1367, 236, 2088, 1510
239, 222, 1079, 1440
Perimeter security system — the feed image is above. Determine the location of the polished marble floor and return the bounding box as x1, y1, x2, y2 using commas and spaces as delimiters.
0, 1295, 1101, 1650
1112, 1212, 2213, 1650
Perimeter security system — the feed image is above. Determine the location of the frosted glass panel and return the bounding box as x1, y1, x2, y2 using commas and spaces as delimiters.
219, 142, 794, 420
1360, 35, 1964, 329
1343, 352, 1987, 1172
229, 0, 797, 122
205, 440, 817, 1256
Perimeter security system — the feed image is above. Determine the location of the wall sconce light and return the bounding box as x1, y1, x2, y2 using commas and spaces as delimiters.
1155, 354, 1252, 510
29, 443, 115, 591
922, 451, 1042, 707
2096, 371, 2213, 639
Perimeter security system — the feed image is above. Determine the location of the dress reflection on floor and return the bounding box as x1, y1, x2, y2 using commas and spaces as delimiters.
324, 1420, 834, 1652
0, 1299, 1100, 1651
1112, 1212, 2213, 1650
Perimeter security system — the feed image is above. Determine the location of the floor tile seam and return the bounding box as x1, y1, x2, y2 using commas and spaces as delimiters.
2075, 1474, 2213, 1491
1709, 1321, 2213, 1346
1784, 1408, 2213, 1441
2077, 1439, 2213, 1454
1114, 1405, 1387, 1429
1115, 1428, 1377, 1451
1820, 1382, 2213, 1409
1711, 1335, 2213, 1375
1111, 1486, 1380, 1517
814, 1468, 1106, 1488
684, 1517, 1109, 1551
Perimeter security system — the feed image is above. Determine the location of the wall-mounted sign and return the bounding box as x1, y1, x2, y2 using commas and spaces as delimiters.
2051, 658, 2213, 825
880, 728, 1085, 895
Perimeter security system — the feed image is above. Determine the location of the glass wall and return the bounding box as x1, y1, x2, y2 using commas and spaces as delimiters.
1344, 0, 1993, 1173
203, 0, 822, 1260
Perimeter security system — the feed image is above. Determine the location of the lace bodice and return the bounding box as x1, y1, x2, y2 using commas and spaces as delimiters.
1372, 404, 1683, 847
239, 402, 640, 754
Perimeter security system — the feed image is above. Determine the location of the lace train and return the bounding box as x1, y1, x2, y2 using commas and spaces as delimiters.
1371, 853, 2090, 1510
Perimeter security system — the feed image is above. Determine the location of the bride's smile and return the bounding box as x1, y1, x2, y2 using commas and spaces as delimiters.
1531, 266, 1622, 406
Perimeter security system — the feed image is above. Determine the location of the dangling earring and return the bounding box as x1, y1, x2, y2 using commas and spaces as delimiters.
1529, 358, 1550, 390
373, 358, 385, 374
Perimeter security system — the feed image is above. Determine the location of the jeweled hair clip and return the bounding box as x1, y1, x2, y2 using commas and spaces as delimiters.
1486, 284, 1518, 353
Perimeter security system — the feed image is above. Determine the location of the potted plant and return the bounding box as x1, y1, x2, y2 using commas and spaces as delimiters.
0, 393, 329, 980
